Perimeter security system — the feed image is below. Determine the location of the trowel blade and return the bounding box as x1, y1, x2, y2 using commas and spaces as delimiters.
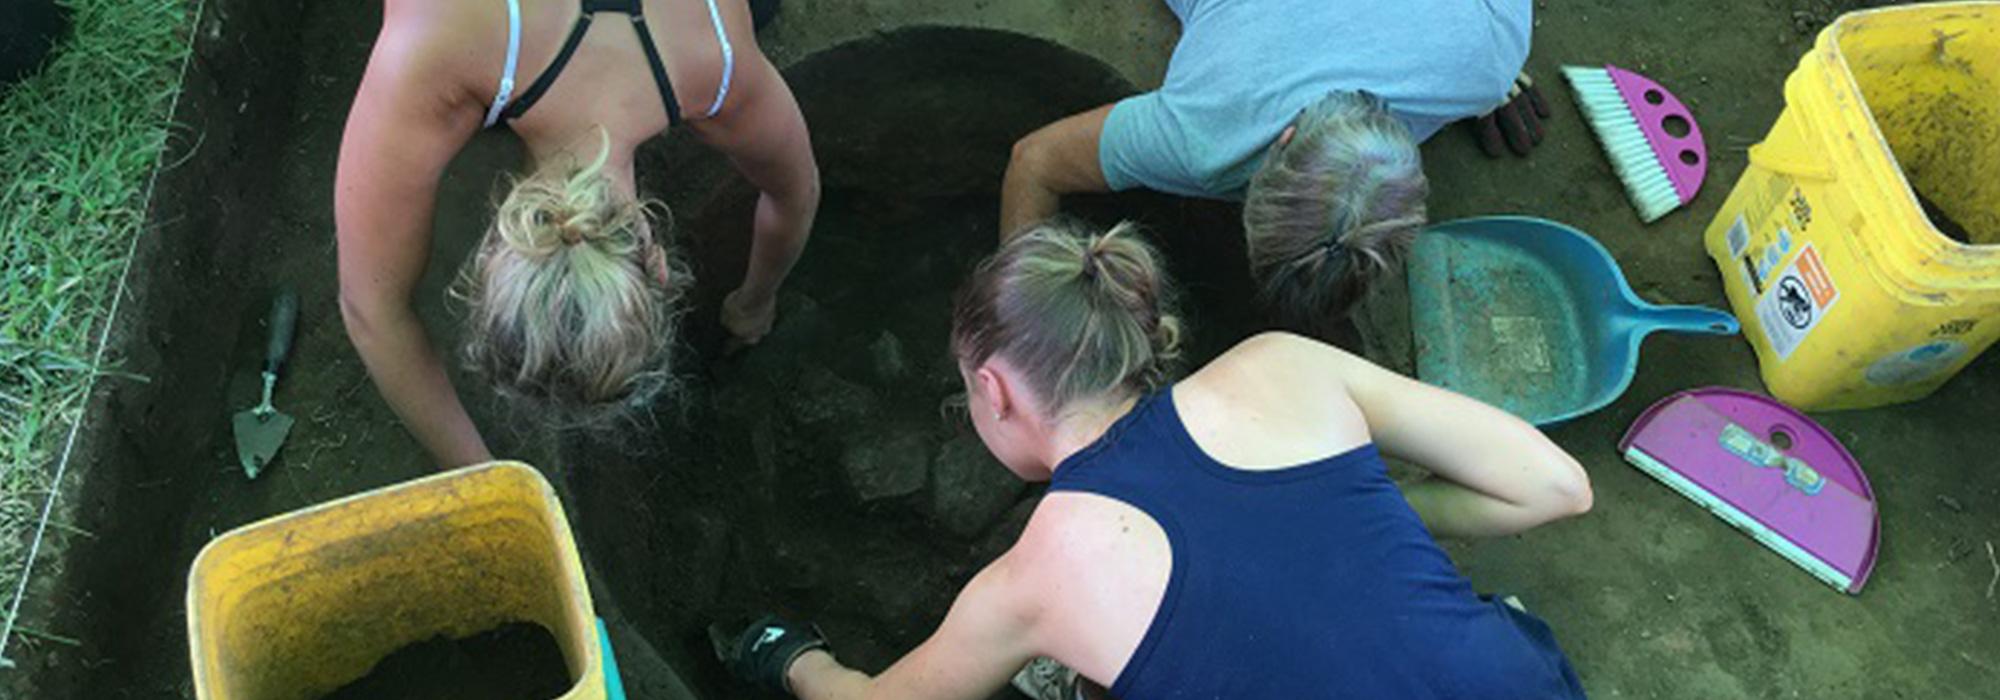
232, 408, 294, 479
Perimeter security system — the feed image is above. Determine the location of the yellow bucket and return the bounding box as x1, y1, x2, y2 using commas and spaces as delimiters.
186, 463, 605, 700
1704, 2, 2000, 410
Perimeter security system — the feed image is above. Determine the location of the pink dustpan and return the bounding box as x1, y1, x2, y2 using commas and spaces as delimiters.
1619, 388, 1879, 594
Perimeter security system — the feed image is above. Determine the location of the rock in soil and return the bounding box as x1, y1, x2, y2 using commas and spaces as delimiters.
929, 433, 1027, 538
841, 425, 933, 502
788, 364, 881, 427
870, 330, 911, 383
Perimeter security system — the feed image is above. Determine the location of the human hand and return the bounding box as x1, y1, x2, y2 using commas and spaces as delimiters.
722, 287, 779, 349
715, 615, 830, 694
1471, 72, 1551, 158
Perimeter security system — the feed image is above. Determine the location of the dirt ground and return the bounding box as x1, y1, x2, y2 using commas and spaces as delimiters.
14, 0, 2000, 698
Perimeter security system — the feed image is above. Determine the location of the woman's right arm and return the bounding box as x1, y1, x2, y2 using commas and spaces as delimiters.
1282, 335, 1594, 538
335, 15, 490, 467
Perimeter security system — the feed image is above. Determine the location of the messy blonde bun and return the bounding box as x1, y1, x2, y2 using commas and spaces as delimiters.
458, 130, 686, 425
951, 220, 1183, 413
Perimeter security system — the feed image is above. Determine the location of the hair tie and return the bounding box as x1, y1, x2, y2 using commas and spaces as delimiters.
560, 225, 584, 246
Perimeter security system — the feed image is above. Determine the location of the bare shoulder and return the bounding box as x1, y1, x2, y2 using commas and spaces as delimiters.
1005, 494, 1160, 597
1174, 333, 1372, 463
368, 0, 499, 108
1184, 332, 1361, 410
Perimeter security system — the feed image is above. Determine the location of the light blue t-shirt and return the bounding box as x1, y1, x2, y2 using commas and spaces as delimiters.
1100, 0, 1533, 199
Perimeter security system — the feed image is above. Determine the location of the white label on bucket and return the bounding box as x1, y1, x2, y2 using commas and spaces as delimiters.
1756, 244, 1840, 361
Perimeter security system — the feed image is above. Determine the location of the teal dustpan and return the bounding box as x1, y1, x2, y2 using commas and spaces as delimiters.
1408, 216, 1740, 426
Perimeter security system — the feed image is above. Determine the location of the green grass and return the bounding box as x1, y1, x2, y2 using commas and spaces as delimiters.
0, 0, 194, 646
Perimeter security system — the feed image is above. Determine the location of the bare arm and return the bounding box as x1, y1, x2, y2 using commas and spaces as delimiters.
1320, 341, 1592, 537
787, 559, 1039, 700
1000, 104, 1113, 239
689, 46, 819, 344
335, 17, 490, 467
1232, 333, 1590, 537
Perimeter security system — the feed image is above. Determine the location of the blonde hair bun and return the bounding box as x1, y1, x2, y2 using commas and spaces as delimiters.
457, 129, 688, 426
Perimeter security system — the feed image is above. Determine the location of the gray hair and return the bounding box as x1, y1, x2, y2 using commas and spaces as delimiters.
1243, 90, 1428, 341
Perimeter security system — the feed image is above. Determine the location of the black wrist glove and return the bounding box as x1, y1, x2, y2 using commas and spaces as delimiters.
716, 615, 830, 695
1472, 71, 1552, 158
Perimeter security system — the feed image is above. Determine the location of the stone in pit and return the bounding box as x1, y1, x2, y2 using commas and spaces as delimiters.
788, 364, 880, 427
869, 330, 909, 383
841, 426, 933, 502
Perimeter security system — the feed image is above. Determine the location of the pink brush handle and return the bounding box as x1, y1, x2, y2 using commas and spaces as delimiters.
1607, 65, 1706, 203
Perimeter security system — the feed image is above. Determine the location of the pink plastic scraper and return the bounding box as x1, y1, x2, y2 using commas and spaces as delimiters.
1619, 387, 1878, 594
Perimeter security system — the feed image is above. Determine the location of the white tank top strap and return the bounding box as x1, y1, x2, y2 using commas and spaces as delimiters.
484, 0, 524, 128
701, 0, 734, 118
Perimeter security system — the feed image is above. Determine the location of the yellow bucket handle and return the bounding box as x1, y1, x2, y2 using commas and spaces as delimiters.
1747, 142, 1837, 182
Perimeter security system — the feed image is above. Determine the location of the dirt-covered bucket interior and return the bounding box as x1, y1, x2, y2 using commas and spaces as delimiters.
15, 1, 2000, 699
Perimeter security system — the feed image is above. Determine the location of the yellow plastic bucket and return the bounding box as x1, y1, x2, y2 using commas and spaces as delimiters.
186, 463, 605, 700
1703, 2, 2000, 410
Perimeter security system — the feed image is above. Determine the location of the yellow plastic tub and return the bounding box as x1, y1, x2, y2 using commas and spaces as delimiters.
1704, 2, 2000, 410
187, 463, 604, 700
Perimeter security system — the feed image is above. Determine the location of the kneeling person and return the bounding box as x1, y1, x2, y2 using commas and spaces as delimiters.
724, 221, 1591, 699
1001, 0, 1531, 339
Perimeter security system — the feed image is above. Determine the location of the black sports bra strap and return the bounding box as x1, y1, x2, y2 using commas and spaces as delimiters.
583, 0, 642, 12
502, 0, 683, 126
501, 12, 596, 121
629, 15, 684, 126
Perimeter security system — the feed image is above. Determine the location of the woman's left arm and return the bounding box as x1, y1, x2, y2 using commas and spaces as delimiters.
690, 46, 820, 343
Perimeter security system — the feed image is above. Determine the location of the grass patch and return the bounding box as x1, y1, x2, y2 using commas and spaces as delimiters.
0, 0, 194, 641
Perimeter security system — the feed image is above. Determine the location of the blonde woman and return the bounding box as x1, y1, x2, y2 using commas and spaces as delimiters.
719, 221, 1590, 699
337, 0, 814, 465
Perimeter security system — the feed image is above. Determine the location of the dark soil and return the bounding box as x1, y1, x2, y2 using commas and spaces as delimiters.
1914, 189, 1975, 245
318, 622, 572, 700
574, 28, 1271, 698
0, 0, 66, 86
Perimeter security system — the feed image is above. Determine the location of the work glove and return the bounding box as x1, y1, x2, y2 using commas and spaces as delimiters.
1471, 72, 1551, 158
715, 615, 830, 695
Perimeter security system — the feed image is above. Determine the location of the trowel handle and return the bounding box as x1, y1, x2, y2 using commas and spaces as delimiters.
264, 290, 299, 376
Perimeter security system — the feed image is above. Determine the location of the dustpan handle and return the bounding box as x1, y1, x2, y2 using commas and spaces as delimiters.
1646, 305, 1741, 335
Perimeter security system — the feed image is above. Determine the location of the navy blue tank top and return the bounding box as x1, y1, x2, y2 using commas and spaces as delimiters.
1049, 389, 1585, 699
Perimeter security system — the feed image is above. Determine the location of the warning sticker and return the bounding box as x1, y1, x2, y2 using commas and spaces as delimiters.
1755, 244, 1839, 361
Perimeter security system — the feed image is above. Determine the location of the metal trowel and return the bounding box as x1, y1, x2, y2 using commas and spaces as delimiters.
233, 290, 298, 479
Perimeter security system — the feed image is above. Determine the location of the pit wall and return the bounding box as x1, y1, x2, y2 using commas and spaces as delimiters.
9, 0, 312, 695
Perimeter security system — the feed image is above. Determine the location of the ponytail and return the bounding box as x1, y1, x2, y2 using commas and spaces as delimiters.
951, 220, 1183, 413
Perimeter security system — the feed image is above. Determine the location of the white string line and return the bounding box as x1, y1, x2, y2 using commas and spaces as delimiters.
0, 0, 209, 667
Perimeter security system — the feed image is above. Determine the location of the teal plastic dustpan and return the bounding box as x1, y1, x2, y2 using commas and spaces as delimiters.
1408, 216, 1740, 426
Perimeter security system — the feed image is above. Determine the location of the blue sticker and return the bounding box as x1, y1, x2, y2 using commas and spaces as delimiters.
1784, 457, 1825, 496
1720, 424, 1785, 468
